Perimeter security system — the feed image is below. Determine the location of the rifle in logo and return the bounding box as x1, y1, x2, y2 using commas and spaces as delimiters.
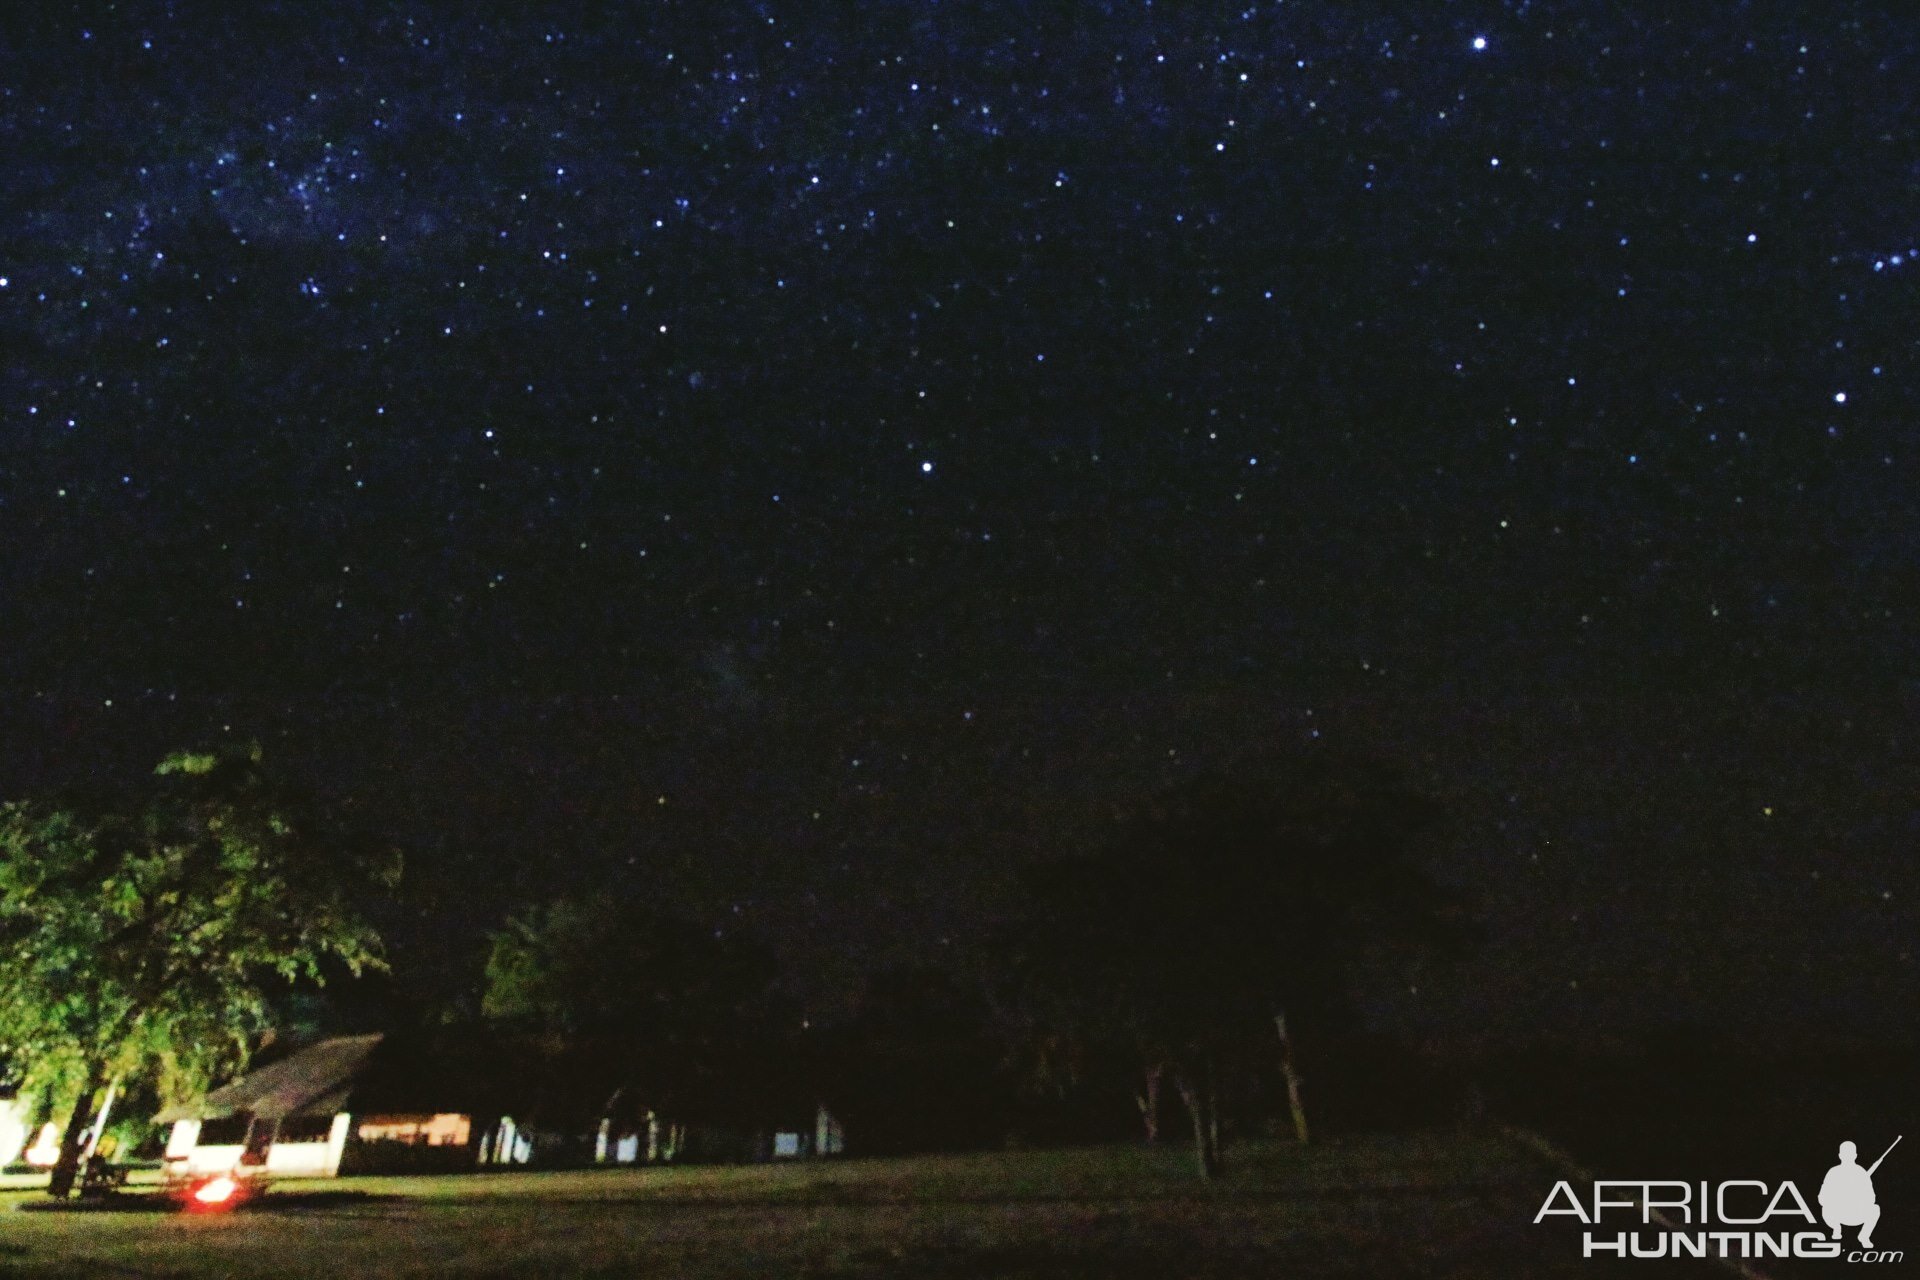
1821, 1135, 1898, 1250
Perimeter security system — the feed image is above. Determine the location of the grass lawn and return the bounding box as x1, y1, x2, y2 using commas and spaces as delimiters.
0, 1132, 1727, 1278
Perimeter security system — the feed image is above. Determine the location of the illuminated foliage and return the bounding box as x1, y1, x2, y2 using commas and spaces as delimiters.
0, 744, 398, 1195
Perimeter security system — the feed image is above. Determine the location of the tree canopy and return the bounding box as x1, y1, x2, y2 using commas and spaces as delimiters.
482, 896, 790, 1136
1004, 752, 1472, 1175
0, 744, 399, 1195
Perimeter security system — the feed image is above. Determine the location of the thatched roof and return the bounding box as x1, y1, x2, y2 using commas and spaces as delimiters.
156, 1034, 384, 1123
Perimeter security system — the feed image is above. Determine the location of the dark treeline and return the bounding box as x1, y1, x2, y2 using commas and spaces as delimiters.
4, 741, 1483, 1186
12, 741, 1902, 1196
411, 747, 1479, 1177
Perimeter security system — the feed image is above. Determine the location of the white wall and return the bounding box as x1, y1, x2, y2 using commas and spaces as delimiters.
264, 1141, 335, 1176
179, 1144, 245, 1176
0, 1099, 30, 1166
164, 1116, 243, 1177
815, 1107, 845, 1156
327, 1112, 351, 1174
264, 1112, 351, 1177
164, 1119, 201, 1161
166, 1114, 356, 1179
480, 1116, 533, 1165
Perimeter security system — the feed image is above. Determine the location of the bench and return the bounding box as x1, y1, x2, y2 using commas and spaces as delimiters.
78, 1157, 131, 1197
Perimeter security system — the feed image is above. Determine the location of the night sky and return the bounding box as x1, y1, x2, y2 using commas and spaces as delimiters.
2, 1, 1914, 1034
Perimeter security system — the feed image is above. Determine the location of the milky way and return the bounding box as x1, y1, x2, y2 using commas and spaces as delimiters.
1, 1, 1914, 1027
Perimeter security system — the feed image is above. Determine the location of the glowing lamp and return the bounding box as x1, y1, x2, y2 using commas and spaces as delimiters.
193, 1176, 239, 1205
24, 1123, 62, 1167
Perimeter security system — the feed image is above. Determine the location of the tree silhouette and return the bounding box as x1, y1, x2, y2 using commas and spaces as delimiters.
481, 897, 786, 1141
1006, 752, 1470, 1177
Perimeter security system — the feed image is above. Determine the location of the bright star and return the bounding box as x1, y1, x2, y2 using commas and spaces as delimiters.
1471, 35, 1487, 50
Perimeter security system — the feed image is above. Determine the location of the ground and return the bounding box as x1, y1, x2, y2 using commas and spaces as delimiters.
0, 1133, 1725, 1278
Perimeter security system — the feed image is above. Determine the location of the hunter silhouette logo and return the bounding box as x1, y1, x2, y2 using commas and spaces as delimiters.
1821, 1136, 1897, 1250
1533, 1133, 1904, 1262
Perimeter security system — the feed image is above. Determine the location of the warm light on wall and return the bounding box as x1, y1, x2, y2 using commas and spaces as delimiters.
24, 1123, 61, 1167
0, 1100, 27, 1166
356, 1113, 472, 1146
193, 1175, 239, 1204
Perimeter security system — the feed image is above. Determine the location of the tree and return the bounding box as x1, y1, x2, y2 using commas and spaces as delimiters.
0, 745, 397, 1197
1007, 846, 1246, 1177
1005, 752, 1470, 1178
815, 965, 1010, 1156
481, 897, 786, 1142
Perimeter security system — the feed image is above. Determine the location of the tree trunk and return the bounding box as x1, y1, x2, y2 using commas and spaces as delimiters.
1135, 1062, 1164, 1144
46, 1063, 107, 1199
1173, 1070, 1220, 1180
1274, 1011, 1310, 1145
1206, 1058, 1222, 1160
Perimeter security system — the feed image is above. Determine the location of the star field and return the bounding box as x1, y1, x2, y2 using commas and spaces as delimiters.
1, 1, 1915, 1029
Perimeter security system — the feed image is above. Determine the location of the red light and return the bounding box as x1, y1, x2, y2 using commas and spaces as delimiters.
192, 1176, 239, 1205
